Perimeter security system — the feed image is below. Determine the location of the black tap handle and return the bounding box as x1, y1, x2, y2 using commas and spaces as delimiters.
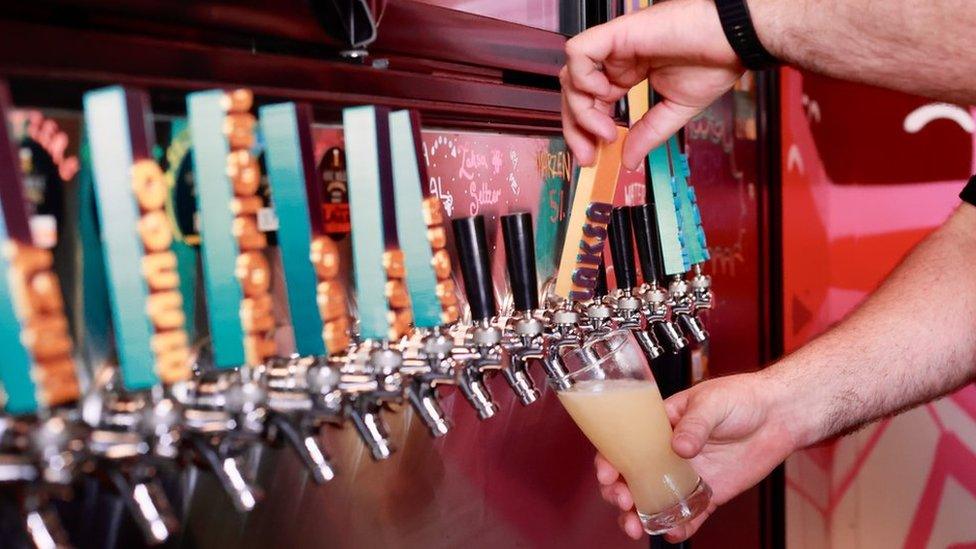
501, 212, 539, 312
594, 259, 609, 299
608, 207, 637, 291
630, 204, 662, 285
452, 215, 497, 321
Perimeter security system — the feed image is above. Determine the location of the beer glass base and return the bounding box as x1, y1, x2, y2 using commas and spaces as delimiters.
638, 478, 712, 535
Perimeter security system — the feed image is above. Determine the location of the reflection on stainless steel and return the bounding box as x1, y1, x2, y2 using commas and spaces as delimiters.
640, 284, 688, 353
131, 480, 177, 544
24, 506, 67, 549
107, 468, 179, 545
341, 344, 404, 461
453, 322, 504, 421
668, 276, 708, 345
542, 306, 582, 392
500, 313, 544, 406
181, 382, 642, 548
182, 368, 265, 513
611, 290, 664, 361
690, 264, 714, 324
401, 328, 457, 438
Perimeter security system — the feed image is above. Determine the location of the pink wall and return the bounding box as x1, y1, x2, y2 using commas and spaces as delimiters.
780, 66, 976, 549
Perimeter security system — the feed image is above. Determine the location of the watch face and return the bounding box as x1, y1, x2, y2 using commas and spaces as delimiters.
318, 146, 350, 241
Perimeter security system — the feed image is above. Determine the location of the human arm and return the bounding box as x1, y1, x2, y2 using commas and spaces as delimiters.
562, 0, 976, 168
598, 203, 976, 541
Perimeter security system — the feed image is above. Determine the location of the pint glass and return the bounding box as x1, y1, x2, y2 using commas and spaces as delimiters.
552, 329, 711, 534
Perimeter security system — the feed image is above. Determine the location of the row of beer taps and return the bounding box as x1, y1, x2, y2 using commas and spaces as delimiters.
0, 90, 711, 547
1, 210, 710, 549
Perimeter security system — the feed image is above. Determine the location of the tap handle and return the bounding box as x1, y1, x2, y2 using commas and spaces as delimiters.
452, 215, 496, 321
501, 212, 539, 312
594, 259, 609, 299
608, 206, 637, 290
630, 204, 662, 285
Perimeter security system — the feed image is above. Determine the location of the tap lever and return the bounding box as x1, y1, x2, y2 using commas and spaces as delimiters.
630, 204, 663, 286
608, 207, 638, 291
348, 399, 393, 460
268, 414, 335, 484
501, 212, 539, 313
499, 213, 545, 406
594, 261, 609, 300
341, 345, 402, 460
670, 277, 708, 344
452, 215, 497, 322
451, 216, 505, 418
106, 468, 179, 545
22, 490, 72, 549
401, 331, 455, 437
188, 435, 261, 512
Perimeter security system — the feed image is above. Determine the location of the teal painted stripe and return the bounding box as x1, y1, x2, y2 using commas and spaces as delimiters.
388, 110, 441, 329
0, 241, 38, 415
83, 87, 160, 391
343, 106, 389, 340
646, 143, 685, 276
668, 137, 704, 265
259, 103, 327, 357
187, 90, 245, 369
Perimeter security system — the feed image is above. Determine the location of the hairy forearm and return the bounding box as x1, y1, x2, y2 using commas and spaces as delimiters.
764, 204, 976, 448
749, 0, 976, 104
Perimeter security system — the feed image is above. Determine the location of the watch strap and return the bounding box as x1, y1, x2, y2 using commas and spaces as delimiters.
715, 0, 780, 71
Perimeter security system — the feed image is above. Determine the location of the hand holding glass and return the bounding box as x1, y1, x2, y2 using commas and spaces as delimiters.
553, 329, 711, 534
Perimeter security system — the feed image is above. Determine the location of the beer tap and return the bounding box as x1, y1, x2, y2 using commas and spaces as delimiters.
340, 104, 413, 458
0, 80, 83, 547
183, 88, 271, 510
607, 207, 664, 360
0, 414, 77, 549
667, 137, 710, 345
629, 204, 688, 352
578, 261, 614, 339
451, 215, 503, 420
668, 275, 708, 344
84, 85, 198, 540
690, 263, 713, 326
399, 330, 455, 437
259, 100, 347, 482
546, 127, 628, 389
387, 109, 462, 436
541, 302, 583, 391
498, 212, 544, 406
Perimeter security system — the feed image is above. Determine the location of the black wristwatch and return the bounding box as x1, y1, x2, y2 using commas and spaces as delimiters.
715, 0, 780, 71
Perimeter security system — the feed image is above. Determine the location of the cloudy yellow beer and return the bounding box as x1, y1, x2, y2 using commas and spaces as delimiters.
557, 378, 700, 514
